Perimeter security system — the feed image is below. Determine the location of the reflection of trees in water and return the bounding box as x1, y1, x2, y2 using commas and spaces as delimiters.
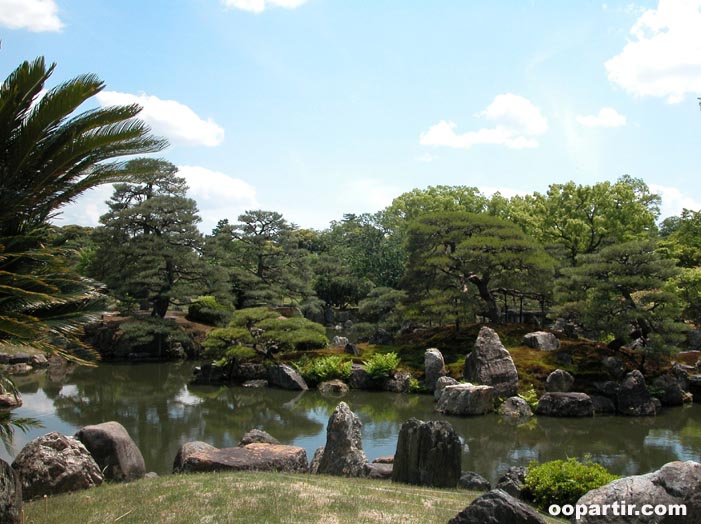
19, 362, 701, 480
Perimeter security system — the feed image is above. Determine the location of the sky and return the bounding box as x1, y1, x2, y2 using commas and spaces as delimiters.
1, 0, 701, 233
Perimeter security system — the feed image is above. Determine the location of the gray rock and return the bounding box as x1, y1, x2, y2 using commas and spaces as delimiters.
344, 343, 360, 356
0, 384, 21, 409
617, 370, 656, 416
12, 432, 102, 500
576, 461, 701, 524
498, 396, 533, 417
424, 348, 447, 391
591, 395, 617, 414
173, 441, 217, 473
316, 402, 367, 477
464, 327, 519, 398
8, 354, 30, 365
458, 471, 491, 491
348, 364, 375, 390
391, 418, 461, 488
238, 429, 280, 447
242, 379, 268, 388
436, 384, 495, 416
318, 379, 349, 396
602, 356, 626, 379
384, 371, 412, 393
267, 363, 308, 391
309, 446, 324, 474
522, 331, 560, 351
75, 421, 146, 482
434, 376, 459, 400
332, 336, 349, 347
362, 462, 393, 480
449, 489, 546, 524
653, 370, 692, 407
0, 459, 21, 524
545, 369, 575, 393
535, 392, 593, 417
495, 466, 527, 499
179, 443, 309, 474
30, 354, 49, 368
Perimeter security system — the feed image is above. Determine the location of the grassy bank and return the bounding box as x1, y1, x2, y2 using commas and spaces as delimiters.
22, 471, 562, 524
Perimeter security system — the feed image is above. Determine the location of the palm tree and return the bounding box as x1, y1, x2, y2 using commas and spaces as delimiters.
0, 56, 167, 445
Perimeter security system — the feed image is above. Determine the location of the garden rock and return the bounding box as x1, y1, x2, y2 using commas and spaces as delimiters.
362, 462, 393, 480
344, 343, 360, 356
179, 443, 308, 473
349, 364, 375, 390
617, 370, 656, 416
75, 421, 146, 482
12, 432, 103, 500
449, 489, 546, 524
458, 471, 491, 491
434, 376, 459, 400
464, 327, 519, 398
436, 384, 495, 416
238, 429, 280, 447
535, 392, 593, 417
495, 466, 527, 499
498, 396, 533, 417
545, 369, 575, 393
332, 336, 349, 347
601, 356, 627, 379
576, 460, 701, 524
316, 402, 367, 477
173, 441, 217, 473
591, 395, 617, 414
318, 379, 349, 396
0, 384, 21, 409
267, 363, 308, 391
522, 331, 560, 351
653, 369, 691, 407
384, 371, 412, 393
391, 418, 461, 488
0, 458, 21, 524
309, 447, 324, 474
424, 348, 447, 391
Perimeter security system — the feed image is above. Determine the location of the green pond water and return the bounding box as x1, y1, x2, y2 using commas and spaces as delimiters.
3, 361, 701, 482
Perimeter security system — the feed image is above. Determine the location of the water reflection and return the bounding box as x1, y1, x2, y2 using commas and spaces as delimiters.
2, 362, 701, 481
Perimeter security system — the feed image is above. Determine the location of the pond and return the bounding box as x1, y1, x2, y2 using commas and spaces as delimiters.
2, 361, 701, 482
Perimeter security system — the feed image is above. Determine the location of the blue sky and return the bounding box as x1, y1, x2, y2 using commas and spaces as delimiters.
2, 0, 701, 232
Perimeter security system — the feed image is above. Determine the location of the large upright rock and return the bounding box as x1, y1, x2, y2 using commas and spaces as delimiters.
617, 370, 656, 416
267, 364, 308, 391
436, 384, 495, 416
391, 418, 461, 488
1, 459, 21, 524
449, 489, 546, 524
576, 461, 701, 524
75, 421, 146, 482
11, 432, 103, 500
464, 327, 519, 398
316, 402, 367, 477
424, 348, 447, 391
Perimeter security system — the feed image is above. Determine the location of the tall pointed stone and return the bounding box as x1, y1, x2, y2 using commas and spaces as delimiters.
463, 327, 518, 398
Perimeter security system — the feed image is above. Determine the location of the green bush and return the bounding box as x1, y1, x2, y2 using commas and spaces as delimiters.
202, 327, 254, 359
119, 318, 192, 359
230, 307, 280, 328
364, 352, 400, 380
256, 316, 328, 351
294, 355, 352, 386
518, 384, 539, 410
186, 296, 233, 326
524, 457, 619, 509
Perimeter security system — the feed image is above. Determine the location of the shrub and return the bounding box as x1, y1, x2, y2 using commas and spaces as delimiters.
119, 318, 192, 358
186, 296, 232, 326
523, 457, 619, 509
202, 327, 254, 359
230, 307, 280, 328
518, 384, 539, 410
256, 316, 328, 351
364, 352, 400, 380
294, 355, 352, 386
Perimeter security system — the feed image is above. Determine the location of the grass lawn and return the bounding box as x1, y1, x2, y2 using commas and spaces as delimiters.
22, 471, 563, 524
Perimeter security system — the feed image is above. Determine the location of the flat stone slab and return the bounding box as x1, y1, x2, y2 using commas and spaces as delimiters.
180, 443, 308, 474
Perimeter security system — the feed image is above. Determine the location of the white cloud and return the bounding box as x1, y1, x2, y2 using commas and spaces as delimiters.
415, 153, 435, 163
576, 107, 627, 127
178, 165, 258, 233
420, 94, 548, 150
221, 0, 307, 14
95, 91, 225, 147
650, 184, 701, 219
605, 0, 701, 103
53, 166, 258, 234
0, 0, 62, 32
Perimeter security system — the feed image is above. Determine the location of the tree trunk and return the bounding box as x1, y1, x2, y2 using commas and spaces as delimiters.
152, 296, 169, 318
467, 274, 499, 323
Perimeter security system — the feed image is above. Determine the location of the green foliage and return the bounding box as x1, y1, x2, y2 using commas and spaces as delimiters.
119, 317, 192, 358
357, 287, 407, 324
225, 346, 257, 360
658, 208, 701, 268
256, 316, 328, 351
666, 267, 701, 326
186, 296, 233, 326
518, 384, 540, 410
202, 326, 254, 359
364, 352, 400, 380
524, 457, 619, 509
294, 355, 352, 386
229, 306, 280, 328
